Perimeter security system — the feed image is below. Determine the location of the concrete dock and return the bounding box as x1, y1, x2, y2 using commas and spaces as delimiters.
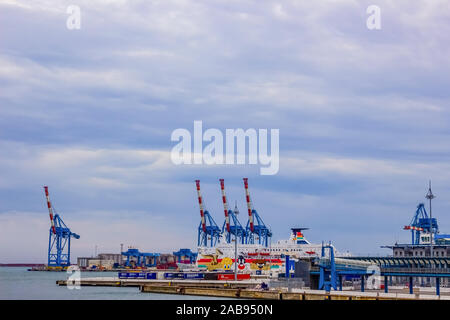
140, 285, 450, 300
56, 277, 260, 289
56, 277, 450, 300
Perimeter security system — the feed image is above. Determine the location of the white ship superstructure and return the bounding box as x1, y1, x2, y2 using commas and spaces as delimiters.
198, 228, 351, 259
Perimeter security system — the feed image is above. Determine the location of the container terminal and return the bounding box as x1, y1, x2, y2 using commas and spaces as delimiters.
35, 180, 450, 300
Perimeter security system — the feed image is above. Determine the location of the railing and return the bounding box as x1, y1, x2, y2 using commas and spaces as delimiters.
310, 266, 450, 275
381, 267, 450, 274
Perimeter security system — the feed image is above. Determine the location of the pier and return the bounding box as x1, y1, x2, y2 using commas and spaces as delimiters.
56, 277, 260, 289
56, 277, 450, 300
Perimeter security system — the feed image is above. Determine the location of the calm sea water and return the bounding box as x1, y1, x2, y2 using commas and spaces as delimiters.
0, 267, 222, 300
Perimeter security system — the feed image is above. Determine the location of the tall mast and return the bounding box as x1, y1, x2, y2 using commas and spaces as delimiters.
195, 180, 207, 232
243, 178, 254, 232
425, 180, 435, 257
219, 179, 230, 232
44, 186, 56, 234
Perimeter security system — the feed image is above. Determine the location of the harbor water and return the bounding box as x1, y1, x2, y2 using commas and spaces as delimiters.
0, 267, 223, 300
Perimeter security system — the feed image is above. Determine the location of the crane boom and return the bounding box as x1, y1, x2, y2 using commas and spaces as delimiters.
243, 178, 254, 232
44, 186, 56, 234
219, 179, 231, 232
195, 180, 207, 232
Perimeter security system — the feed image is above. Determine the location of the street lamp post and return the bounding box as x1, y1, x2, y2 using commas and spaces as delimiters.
235, 233, 237, 281
234, 202, 239, 282
426, 181, 435, 258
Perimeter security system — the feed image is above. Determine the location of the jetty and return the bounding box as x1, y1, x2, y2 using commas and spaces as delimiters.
56, 277, 450, 300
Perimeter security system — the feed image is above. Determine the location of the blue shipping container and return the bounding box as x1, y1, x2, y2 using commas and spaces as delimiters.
164, 272, 186, 279
146, 273, 157, 279
119, 272, 155, 279
164, 272, 176, 279
184, 273, 204, 279
127, 272, 145, 279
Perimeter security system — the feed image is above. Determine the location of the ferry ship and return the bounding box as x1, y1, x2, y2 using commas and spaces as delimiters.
195, 228, 351, 272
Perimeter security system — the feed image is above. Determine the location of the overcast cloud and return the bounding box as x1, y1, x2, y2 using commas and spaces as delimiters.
1, 0, 450, 262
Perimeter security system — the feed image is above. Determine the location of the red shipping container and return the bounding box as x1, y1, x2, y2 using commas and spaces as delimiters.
217, 273, 251, 281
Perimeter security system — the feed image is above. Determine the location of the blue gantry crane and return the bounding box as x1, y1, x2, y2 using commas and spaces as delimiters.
318, 243, 337, 291
44, 186, 80, 268
195, 180, 221, 247
404, 203, 439, 245
173, 248, 198, 264
219, 179, 247, 244
243, 178, 272, 247
122, 248, 160, 267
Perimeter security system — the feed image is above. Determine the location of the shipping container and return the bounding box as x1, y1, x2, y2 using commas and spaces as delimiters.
217, 273, 251, 280
118, 272, 147, 279
164, 272, 175, 279
164, 272, 184, 279
128, 272, 145, 279
203, 273, 218, 280
183, 273, 204, 279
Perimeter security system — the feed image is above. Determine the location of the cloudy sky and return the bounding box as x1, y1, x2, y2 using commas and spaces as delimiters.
1, 0, 450, 262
